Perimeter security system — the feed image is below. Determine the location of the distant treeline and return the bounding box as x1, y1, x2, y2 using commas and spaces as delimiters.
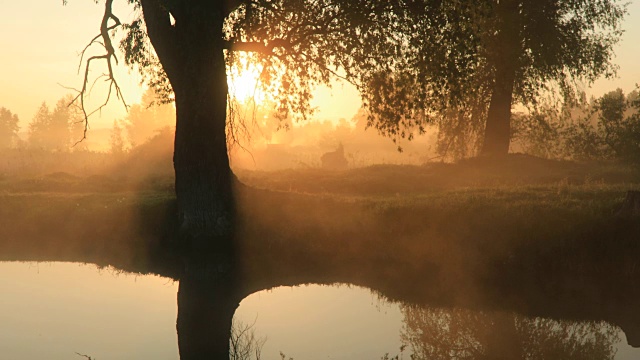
2, 87, 639, 176
0, 89, 174, 154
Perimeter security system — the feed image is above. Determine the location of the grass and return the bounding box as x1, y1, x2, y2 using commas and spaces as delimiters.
0, 155, 637, 273
1, 155, 640, 337
237, 154, 640, 195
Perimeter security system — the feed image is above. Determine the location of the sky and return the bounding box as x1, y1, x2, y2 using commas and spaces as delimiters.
1, 1, 639, 130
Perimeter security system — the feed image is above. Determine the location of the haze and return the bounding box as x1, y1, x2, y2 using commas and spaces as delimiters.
1, 1, 640, 360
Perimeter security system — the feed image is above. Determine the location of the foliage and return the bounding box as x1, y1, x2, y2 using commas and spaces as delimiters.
28, 102, 51, 150
510, 98, 573, 159
596, 89, 640, 163
114, 0, 405, 124
400, 305, 619, 360
110, 120, 126, 155
124, 88, 174, 147
512, 88, 640, 164
28, 95, 84, 151
0, 107, 19, 149
434, 102, 487, 160
361, 0, 626, 150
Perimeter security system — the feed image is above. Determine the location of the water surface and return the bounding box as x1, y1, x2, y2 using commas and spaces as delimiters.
1, 262, 637, 359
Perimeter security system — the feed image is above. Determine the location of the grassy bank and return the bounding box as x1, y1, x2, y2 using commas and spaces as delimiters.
1, 156, 638, 274
1, 155, 640, 335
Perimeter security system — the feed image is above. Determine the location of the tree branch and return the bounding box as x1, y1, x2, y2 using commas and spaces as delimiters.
75, 353, 94, 360
69, 0, 128, 144
225, 38, 291, 54
224, 0, 251, 17
140, 0, 179, 78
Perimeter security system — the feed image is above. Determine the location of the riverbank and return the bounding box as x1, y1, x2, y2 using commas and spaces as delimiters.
1, 156, 640, 342
1, 155, 639, 282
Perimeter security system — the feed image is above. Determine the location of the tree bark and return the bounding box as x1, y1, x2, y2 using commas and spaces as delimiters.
480, 0, 520, 157
141, 1, 236, 252
481, 64, 516, 157
172, 41, 235, 252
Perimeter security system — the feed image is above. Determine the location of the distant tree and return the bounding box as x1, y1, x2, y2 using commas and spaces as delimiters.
28, 96, 82, 151
110, 120, 126, 156
588, 88, 640, 163
72, 0, 400, 257
49, 96, 74, 150
362, 0, 626, 157
598, 89, 627, 151
28, 102, 51, 150
125, 88, 174, 148
0, 107, 19, 149
507, 88, 640, 162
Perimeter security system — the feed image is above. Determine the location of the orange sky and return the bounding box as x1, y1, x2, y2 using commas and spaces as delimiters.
1, 1, 638, 130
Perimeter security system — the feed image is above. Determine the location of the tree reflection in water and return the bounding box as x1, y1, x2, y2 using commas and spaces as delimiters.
401, 305, 619, 360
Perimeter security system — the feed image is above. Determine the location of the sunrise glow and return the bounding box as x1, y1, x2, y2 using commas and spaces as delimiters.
228, 61, 266, 104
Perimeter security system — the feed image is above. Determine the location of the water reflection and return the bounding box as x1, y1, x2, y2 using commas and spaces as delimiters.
176, 265, 244, 360
2, 262, 638, 360
235, 285, 404, 359
401, 306, 619, 360
0, 262, 178, 359
4, 188, 640, 358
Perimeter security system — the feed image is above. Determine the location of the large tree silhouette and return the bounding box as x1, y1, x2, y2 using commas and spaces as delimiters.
69, 0, 396, 252
69, 1, 399, 357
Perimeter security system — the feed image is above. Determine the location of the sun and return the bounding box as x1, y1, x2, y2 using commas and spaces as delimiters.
227, 62, 265, 104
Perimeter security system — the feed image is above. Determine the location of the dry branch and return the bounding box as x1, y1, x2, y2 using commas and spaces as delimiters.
68, 0, 129, 145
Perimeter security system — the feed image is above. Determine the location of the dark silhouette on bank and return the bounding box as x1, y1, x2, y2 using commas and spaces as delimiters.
321, 143, 349, 170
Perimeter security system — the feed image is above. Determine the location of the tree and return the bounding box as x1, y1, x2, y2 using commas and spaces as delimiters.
362, 0, 626, 157
125, 88, 174, 147
27, 96, 82, 151
70, 0, 399, 249
109, 120, 126, 156
69, 0, 400, 357
49, 96, 77, 150
562, 88, 640, 163
0, 107, 19, 149
28, 102, 52, 150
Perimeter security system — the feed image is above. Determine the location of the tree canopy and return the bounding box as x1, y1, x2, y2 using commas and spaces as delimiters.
28, 96, 83, 151
65, 0, 412, 273
115, 0, 400, 120
0, 107, 19, 149
360, 0, 626, 156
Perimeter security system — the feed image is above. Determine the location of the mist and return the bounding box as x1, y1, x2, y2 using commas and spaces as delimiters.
3, 0, 640, 358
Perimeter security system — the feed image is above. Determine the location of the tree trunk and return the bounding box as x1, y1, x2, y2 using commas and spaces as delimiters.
172, 45, 235, 253
142, 1, 236, 252
481, 66, 516, 157
480, 0, 520, 157
140, 3, 239, 357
